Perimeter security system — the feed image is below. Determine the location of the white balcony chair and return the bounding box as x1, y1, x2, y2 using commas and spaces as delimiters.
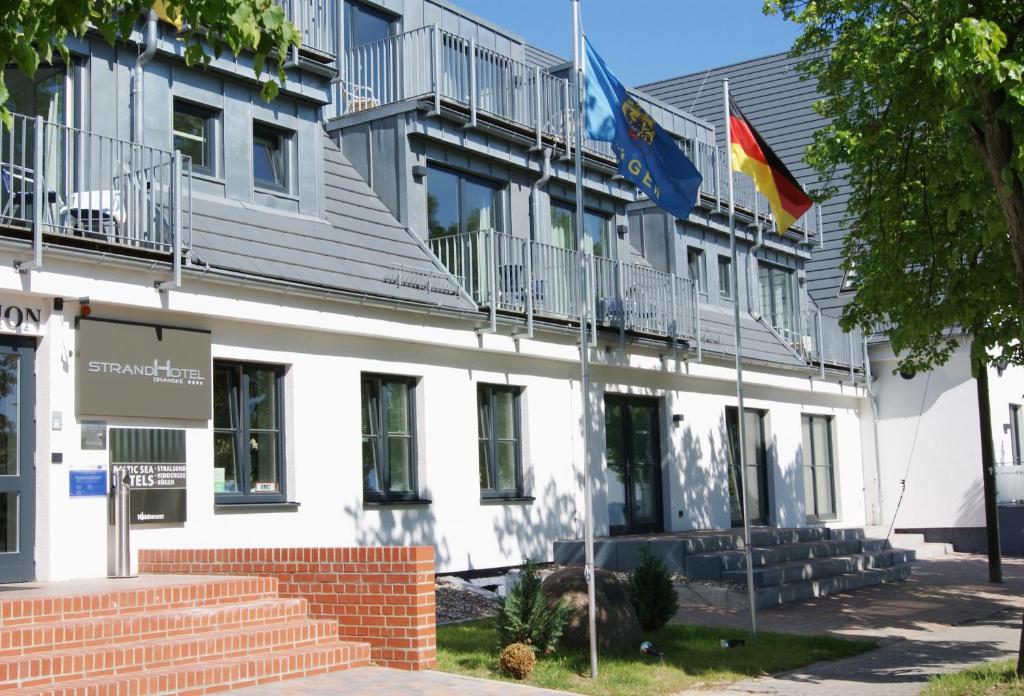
63, 190, 125, 241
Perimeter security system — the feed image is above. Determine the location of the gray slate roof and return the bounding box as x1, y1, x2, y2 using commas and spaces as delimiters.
638, 52, 851, 313
188, 135, 476, 312
697, 306, 808, 368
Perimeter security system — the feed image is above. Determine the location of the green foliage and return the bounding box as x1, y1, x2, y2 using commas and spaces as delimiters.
627, 547, 679, 631
496, 558, 571, 654
765, 0, 1024, 375
0, 0, 301, 127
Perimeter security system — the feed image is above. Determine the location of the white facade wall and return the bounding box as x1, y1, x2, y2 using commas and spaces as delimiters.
0, 257, 870, 581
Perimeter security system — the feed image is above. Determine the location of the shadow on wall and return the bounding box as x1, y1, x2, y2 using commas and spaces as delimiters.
676, 423, 719, 529
491, 478, 579, 565
343, 493, 453, 570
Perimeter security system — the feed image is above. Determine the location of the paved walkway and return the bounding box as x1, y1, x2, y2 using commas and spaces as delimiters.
235, 667, 568, 695
676, 553, 1024, 695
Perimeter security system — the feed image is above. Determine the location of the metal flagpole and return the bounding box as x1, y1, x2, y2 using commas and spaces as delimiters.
722, 78, 758, 637
572, 0, 599, 679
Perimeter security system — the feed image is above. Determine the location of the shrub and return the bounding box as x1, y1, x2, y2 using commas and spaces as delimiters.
499, 642, 537, 680
496, 557, 571, 653
627, 547, 679, 631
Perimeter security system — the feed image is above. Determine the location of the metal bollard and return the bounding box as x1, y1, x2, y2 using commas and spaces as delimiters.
111, 473, 134, 578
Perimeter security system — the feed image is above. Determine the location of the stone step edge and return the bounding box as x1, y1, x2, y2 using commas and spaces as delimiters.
0, 577, 281, 628
0, 618, 342, 688
0, 597, 312, 657
753, 563, 913, 609
687, 539, 875, 563
722, 552, 914, 588
3, 641, 373, 696
722, 549, 913, 576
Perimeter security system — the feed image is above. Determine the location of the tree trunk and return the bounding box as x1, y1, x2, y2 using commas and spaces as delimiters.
1018, 608, 1024, 677
975, 355, 1002, 583
969, 88, 1024, 309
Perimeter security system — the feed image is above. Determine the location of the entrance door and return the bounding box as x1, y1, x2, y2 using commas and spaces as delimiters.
725, 406, 769, 527
605, 395, 662, 536
0, 337, 34, 582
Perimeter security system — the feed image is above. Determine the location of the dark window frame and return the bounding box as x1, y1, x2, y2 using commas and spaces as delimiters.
687, 246, 707, 294
172, 98, 217, 177
213, 360, 287, 505
1011, 404, 1023, 466
477, 384, 525, 499
425, 162, 505, 238
718, 254, 733, 300
252, 121, 292, 193
344, 0, 398, 50
802, 413, 837, 521
361, 373, 420, 503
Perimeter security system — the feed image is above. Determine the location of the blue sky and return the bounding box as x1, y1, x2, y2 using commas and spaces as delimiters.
450, 1, 802, 86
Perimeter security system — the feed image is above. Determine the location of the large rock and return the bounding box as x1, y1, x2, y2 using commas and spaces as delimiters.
541, 566, 643, 652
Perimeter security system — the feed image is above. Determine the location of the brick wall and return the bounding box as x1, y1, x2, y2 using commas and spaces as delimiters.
138, 547, 436, 670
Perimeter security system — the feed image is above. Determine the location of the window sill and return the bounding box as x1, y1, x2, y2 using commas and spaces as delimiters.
215, 501, 300, 513
363, 497, 432, 508
480, 495, 535, 505
254, 184, 298, 201
190, 171, 225, 185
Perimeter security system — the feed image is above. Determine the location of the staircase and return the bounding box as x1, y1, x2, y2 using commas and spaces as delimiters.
683, 527, 914, 608
0, 575, 370, 694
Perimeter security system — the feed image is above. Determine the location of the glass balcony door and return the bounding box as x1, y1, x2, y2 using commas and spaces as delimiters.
0, 337, 35, 583
725, 406, 770, 527
605, 395, 662, 536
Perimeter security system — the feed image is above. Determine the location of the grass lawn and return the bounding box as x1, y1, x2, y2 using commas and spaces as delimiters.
924, 660, 1024, 695
436, 618, 876, 695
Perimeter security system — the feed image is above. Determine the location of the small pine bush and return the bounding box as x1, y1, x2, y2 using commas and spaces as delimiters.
628, 547, 679, 631
499, 642, 537, 679
496, 557, 571, 653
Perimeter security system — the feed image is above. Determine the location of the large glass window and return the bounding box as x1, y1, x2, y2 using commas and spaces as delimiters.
253, 122, 291, 192
213, 361, 286, 502
687, 247, 706, 294
478, 385, 524, 498
802, 414, 837, 520
361, 375, 418, 501
344, 0, 395, 49
1011, 404, 1023, 466
549, 202, 615, 258
4, 65, 67, 204
426, 165, 502, 238
759, 264, 797, 337
173, 100, 216, 176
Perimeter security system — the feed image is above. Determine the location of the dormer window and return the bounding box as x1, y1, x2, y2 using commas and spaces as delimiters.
252, 122, 291, 192
173, 100, 217, 176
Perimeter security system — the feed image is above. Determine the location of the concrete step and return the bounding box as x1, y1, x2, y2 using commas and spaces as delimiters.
721, 549, 915, 588
753, 562, 913, 609
685, 539, 870, 579
906, 542, 954, 559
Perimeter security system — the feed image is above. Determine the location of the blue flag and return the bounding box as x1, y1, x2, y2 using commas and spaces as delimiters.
584, 37, 702, 220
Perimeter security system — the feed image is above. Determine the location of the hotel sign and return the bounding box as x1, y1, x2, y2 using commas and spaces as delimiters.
76, 318, 211, 419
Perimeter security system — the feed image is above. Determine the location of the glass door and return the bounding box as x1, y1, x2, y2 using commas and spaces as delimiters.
0, 337, 35, 583
605, 395, 662, 536
725, 406, 769, 527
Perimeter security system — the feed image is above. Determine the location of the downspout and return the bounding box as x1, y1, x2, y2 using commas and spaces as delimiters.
862, 336, 885, 527
523, 147, 553, 340
132, 10, 158, 144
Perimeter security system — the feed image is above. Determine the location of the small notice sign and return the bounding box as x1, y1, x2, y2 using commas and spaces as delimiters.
69, 469, 107, 497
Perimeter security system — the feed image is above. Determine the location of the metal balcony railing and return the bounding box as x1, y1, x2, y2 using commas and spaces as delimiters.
279, 0, 337, 63
996, 465, 1024, 504
428, 229, 699, 342
0, 112, 191, 281
338, 25, 820, 236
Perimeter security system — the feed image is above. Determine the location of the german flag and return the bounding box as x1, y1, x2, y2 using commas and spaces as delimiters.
728, 97, 812, 233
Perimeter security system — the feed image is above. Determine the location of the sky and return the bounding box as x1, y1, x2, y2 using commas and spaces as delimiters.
449, 0, 802, 87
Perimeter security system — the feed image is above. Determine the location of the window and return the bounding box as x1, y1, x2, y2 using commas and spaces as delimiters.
840, 265, 858, 294
549, 202, 615, 258
253, 122, 290, 191
344, 0, 395, 49
687, 247, 706, 294
718, 255, 732, 300
759, 264, 797, 335
426, 165, 503, 239
361, 375, 418, 502
1011, 404, 1023, 465
802, 414, 837, 520
478, 385, 524, 498
213, 361, 286, 502
173, 100, 216, 175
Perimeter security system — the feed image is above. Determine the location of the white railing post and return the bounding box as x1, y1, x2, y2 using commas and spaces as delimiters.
587, 252, 597, 347
848, 329, 856, 382
431, 25, 442, 116
157, 151, 183, 291
467, 38, 478, 128
524, 238, 534, 337
562, 80, 571, 159
617, 259, 626, 349
670, 274, 678, 357
15, 116, 45, 272
533, 65, 543, 151
714, 145, 722, 212
694, 283, 702, 362
816, 308, 825, 379
486, 229, 497, 332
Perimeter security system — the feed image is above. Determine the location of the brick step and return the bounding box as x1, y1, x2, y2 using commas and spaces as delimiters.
4, 641, 372, 696
0, 597, 312, 657
0, 577, 280, 628
721, 549, 915, 588
753, 562, 913, 609
0, 618, 341, 688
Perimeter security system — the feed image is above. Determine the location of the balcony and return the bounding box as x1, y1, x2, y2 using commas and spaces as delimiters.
279, 0, 337, 66
0, 112, 191, 284
762, 307, 866, 376
338, 25, 821, 237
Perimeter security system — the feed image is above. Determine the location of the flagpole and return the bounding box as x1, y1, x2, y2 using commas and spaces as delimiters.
723, 78, 758, 637
572, 0, 599, 679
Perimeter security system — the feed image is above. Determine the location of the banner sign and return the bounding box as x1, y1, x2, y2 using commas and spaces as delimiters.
109, 428, 187, 525
76, 318, 211, 420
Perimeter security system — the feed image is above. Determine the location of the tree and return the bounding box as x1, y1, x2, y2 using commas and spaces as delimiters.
0, 0, 301, 125
766, 0, 1024, 673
